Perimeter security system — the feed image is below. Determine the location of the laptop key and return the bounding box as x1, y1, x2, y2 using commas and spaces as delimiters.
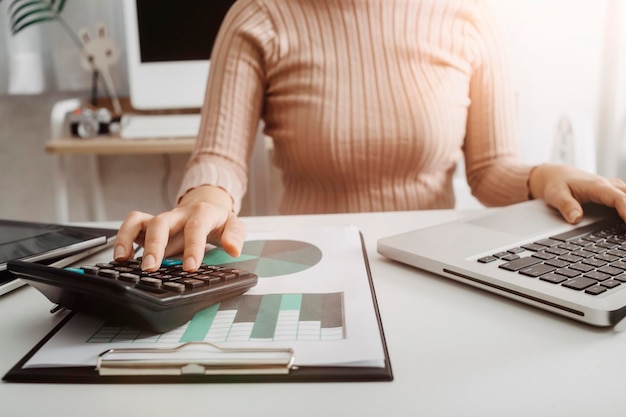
583, 271, 611, 282
519, 264, 556, 278
521, 243, 545, 252
597, 266, 623, 276
540, 273, 568, 284
585, 285, 608, 295
562, 277, 598, 291
544, 259, 570, 268
478, 256, 498, 264
601, 280, 621, 289
499, 256, 541, 271
535, 238, 561, 247
554, 268, 582, 278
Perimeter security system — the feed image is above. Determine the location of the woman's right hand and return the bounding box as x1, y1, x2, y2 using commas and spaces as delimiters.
112, 185, 246, 273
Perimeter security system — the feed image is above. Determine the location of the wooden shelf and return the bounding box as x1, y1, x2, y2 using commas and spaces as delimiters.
45, 137, 196, 155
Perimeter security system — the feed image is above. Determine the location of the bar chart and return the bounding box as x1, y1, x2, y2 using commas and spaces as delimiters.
87, 292, 345, 344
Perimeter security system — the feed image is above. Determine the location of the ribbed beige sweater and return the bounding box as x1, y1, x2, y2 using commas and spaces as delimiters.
178, 0, 533, 214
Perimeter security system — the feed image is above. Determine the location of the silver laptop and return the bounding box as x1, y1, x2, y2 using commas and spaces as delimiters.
0, 220, 117, 296
377, 199, 626, 327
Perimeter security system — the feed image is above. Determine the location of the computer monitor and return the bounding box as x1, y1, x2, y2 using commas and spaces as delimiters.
122, 0, 236, 110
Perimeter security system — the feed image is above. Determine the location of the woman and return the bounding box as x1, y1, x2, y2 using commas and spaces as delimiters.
114, 0, 626, 272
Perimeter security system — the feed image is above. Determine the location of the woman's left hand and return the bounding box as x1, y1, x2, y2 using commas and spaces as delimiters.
528, 163, 626, 224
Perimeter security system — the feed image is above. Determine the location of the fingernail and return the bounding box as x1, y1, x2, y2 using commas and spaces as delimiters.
142, 254, 156, 270
113, 245, 125, 260
184, 256, 197, 271
568, 210, 582, 223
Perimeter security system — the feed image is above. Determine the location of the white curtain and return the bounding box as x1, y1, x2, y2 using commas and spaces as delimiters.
0, 0, 128, 96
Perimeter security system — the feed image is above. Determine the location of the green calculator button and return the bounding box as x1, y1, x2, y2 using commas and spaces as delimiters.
161, 258, 183, 267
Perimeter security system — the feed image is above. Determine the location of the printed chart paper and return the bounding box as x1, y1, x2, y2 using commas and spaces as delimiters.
24, 225, 386, 368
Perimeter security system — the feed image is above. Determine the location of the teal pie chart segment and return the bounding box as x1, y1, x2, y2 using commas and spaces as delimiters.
203, 240, 323, 278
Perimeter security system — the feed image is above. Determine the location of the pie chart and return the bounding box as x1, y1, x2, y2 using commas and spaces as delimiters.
202, 240, 323, 278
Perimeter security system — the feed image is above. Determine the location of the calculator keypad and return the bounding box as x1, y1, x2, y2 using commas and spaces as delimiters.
77, 258, 255, 299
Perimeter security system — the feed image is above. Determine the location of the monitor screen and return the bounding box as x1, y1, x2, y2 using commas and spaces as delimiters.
123, 0, 236, 110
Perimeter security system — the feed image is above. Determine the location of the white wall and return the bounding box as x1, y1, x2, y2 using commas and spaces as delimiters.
454, 0, 626, 209
488, 0, 626, 177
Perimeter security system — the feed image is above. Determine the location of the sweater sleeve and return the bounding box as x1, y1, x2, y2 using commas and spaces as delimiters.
463, 0, 534, 206
176, 0, 274, 213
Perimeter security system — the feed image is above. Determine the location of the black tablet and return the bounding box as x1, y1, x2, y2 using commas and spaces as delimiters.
0, 219, 117, 295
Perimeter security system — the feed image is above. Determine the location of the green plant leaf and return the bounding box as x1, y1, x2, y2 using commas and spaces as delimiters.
4, 0, 68, 35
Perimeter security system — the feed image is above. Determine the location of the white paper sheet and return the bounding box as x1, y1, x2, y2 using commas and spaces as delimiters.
24, 225, 386, 369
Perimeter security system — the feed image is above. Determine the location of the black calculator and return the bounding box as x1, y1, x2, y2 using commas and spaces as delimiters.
7, 258, 258, 333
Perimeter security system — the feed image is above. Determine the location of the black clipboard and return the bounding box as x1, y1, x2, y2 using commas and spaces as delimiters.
3, 232, 393, 383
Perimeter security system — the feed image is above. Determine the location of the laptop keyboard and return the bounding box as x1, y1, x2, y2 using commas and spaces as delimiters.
477, 220, 626, 296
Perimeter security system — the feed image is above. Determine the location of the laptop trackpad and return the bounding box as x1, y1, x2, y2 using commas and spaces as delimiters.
465, 205, 564, 237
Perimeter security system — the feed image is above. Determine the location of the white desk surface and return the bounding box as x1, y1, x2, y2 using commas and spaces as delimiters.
2, 209, 626, 417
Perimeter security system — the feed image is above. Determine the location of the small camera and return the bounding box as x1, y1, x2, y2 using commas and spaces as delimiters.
69, 107, 121, 138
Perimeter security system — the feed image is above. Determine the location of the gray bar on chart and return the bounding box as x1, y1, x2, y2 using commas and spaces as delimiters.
321, 292, 344, 328
299, 294, 322, 322
233, 294, 264, 323
219, 296, 242, 312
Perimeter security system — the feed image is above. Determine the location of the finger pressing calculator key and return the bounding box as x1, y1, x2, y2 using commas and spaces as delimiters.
7, 258, 258, 333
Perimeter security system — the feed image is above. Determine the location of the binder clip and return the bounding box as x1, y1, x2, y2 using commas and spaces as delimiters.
96, 341, 296, 376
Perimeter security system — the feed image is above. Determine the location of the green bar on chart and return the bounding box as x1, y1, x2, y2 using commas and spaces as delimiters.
179, 304, 220, 342
250, 294, 282, 339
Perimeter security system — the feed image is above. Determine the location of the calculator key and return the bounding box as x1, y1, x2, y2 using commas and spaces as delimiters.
181, 278, 204, 289
119, 273, 140, 284
81, 265, 100, 274
161, 258, 183, 267
163, 282, 186, 293
140, 277, 162, 288
209, 271, 235, 280
201, 275, 223, 285
98, 269, 119, 279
